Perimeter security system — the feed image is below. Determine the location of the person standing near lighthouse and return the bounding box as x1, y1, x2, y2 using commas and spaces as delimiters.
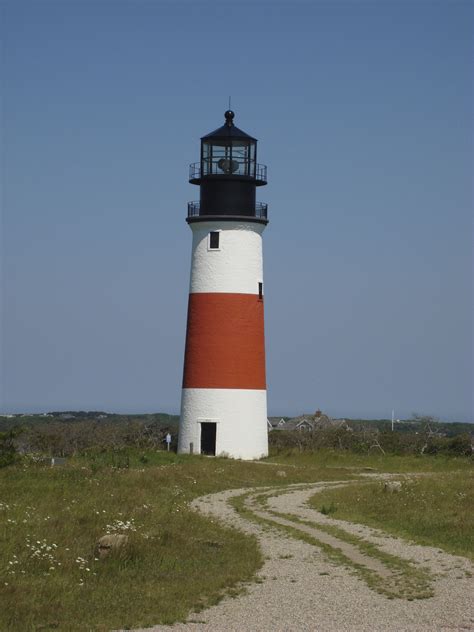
178, 110, 269, 460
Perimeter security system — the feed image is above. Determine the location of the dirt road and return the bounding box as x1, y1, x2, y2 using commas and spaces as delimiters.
137, 478, 474, 632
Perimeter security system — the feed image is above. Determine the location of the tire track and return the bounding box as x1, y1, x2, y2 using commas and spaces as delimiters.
135, 478, 474, 632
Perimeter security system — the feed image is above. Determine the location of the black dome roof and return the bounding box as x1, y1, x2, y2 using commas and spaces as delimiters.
201, 111, 257, 142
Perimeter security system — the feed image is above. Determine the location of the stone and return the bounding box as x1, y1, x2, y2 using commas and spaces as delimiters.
276, 470, 287, 478
50, 457, 67, 467
383, 481, 402, 493
97, 534, 129, 558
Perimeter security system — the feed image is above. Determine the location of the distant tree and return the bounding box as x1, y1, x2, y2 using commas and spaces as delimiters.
0, 428, 21, 467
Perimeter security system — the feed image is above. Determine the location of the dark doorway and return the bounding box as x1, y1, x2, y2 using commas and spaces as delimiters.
200, 422, 216, 456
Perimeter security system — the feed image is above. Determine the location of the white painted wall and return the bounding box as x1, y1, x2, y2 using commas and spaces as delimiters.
179, 388, 268, 460
188, 220, 266, 295
179, 218, 269, 460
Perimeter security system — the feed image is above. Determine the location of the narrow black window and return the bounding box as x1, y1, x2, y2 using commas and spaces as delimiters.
209, 231, 220, 249
258, 282, 263, 299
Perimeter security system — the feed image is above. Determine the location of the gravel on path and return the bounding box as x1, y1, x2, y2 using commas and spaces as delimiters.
132, 479, 474, 632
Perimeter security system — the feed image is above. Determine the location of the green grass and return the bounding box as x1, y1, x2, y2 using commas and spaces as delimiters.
309, 469, 474, 561
268, 450, 473, 473
0, 450, 471, 630
0, 451, 357, 631
0, 461, 259, 630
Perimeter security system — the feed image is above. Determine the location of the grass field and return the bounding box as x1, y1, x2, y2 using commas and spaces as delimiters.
309, 468, 474, 561
0, 450, 472, 631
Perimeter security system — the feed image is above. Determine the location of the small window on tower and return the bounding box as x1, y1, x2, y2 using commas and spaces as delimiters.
209, 231, 220, 250
258, 282, 263, 300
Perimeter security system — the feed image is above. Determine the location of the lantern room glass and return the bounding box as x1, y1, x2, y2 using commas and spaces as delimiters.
201, 139, 256, 178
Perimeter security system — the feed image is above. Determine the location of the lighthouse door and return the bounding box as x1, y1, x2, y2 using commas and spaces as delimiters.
200, 422, 217, 456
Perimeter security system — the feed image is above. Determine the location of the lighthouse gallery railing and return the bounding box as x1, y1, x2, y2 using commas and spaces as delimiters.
189, 162, 267, 183
187, 201, 268, 220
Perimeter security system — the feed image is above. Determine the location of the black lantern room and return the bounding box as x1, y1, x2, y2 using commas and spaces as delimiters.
187, 111, 268, 224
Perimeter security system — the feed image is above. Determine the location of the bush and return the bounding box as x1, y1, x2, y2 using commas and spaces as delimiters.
269, 426, 473, 458
446, 434, 472, 456
0, 429, 20, 467
14, 419, 177, 457
319, 502, 337, 515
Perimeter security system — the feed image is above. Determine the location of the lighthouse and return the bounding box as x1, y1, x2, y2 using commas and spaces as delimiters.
178, 110, 269, 460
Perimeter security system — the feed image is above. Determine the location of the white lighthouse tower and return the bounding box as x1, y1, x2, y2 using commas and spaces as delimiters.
178, 110, 269, 460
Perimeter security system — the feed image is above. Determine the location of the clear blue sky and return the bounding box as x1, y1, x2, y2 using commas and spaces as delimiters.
1, 1, 472, 420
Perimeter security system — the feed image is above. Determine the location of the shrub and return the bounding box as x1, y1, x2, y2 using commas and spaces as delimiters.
447, 434, 472, 456
0, 429, 20, 467
319, 502, 337, 515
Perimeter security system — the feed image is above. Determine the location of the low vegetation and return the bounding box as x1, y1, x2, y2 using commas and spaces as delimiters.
1, 412, 472, 460
0, 411, 472, 631
0, 414, 179, 458
0, 450, 361, 631
269, 426, 472, 457
309, 470, 474, 561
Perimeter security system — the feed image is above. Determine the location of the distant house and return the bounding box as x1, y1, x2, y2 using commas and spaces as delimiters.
281, 416, 314, 432
268, 417, 287, 430
270, 410, 352, 433
331, 419, 352, 430
295, 418, 315, 431
314, 417, 350, 432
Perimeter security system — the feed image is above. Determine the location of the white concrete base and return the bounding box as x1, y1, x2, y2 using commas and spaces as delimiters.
178, 388, 269, 460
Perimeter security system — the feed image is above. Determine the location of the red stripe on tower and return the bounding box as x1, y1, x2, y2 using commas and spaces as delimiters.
182, 293, 266, 390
